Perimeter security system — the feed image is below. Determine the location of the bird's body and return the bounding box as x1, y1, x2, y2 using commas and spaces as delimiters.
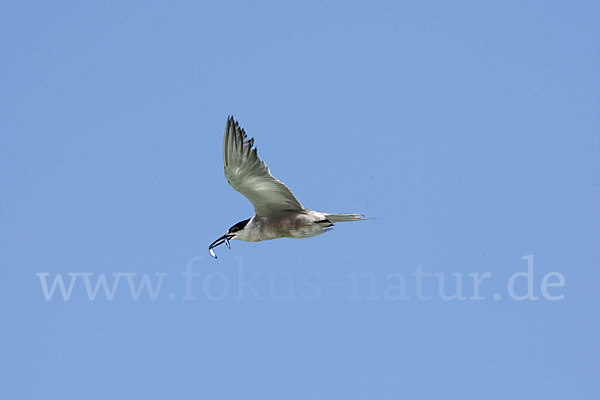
209, 116, 367, 258
233, 210, 365, 242
234, 211, 331, 242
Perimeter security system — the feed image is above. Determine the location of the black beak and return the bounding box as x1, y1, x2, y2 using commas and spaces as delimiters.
208, 234, 234, 258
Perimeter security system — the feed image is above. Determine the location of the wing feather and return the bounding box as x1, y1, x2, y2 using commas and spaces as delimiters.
222, 117, 304, 216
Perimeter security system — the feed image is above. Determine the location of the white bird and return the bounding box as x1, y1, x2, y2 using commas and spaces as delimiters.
208, 116, 368, 258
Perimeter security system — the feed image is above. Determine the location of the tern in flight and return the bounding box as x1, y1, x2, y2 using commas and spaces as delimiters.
208, 116, 368, 258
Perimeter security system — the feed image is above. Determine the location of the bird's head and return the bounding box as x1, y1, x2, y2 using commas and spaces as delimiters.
208, 218, 251, 258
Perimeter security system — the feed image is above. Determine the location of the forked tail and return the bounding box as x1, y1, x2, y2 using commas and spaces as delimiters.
324, 213, 369, 222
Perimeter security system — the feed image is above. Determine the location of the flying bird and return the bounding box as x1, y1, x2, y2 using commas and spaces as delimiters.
208, 116, 367, 258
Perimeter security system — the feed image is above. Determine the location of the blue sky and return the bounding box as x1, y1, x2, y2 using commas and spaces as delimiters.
1, 1, 598, 398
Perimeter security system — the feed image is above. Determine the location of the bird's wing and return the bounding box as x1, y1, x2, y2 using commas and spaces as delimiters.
222, 116, 304, 216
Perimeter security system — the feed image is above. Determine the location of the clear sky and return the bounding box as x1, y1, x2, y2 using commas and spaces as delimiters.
1, 1, 598, 399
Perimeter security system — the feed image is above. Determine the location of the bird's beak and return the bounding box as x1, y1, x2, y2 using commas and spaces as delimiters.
208, 234, 234, 258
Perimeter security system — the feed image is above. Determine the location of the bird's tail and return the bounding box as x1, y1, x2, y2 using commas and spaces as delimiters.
324, 213, 369, 222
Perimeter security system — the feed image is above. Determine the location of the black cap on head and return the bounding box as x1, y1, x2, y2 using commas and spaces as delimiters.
228, 218, 250, 233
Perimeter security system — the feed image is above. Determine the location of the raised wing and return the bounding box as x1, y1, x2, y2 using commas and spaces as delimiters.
223, 116, 303, 216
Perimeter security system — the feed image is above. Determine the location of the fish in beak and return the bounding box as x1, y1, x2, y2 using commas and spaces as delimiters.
208, 234, 234, 258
